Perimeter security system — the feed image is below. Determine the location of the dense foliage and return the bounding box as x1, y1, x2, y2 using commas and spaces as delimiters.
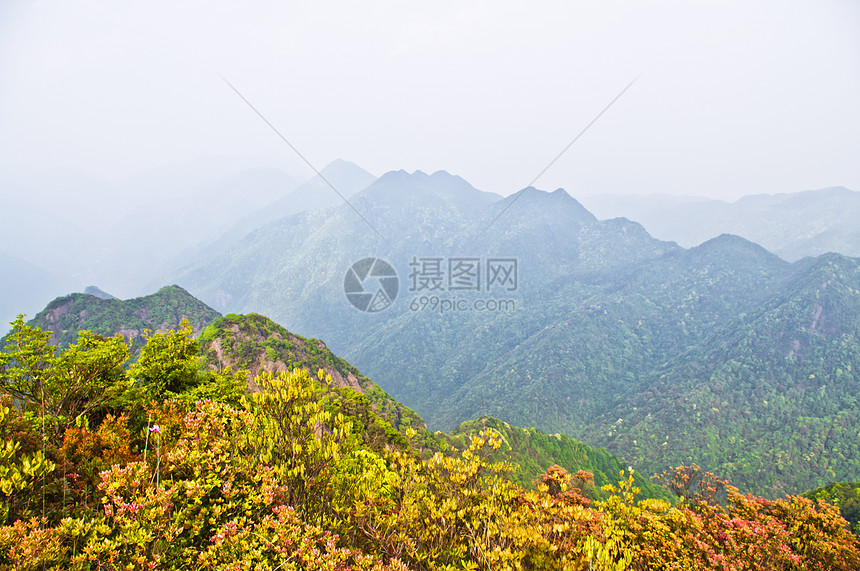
2, 321, 859, 569
803, 482, 860, 535
447, 417, 671, 502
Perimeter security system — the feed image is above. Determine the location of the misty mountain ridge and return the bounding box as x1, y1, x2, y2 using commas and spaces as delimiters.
356, 168, 500, 208
580, 186, 860, 261
0, 251, 71, 335
169, 171, 656, 345
240, 159, 376, 227
83, 285, 117, 300
0, 158, 371, 335
4, 155, 855, 314
177, 159, 379, 274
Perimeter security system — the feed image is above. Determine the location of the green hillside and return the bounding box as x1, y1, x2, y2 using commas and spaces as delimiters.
803, 482, 860, 535
592, 253, 860, 496
15, 285, 221, 351
5, 285, 670, 506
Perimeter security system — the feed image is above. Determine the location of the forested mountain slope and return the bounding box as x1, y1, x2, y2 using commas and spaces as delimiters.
166, 170, 860, 496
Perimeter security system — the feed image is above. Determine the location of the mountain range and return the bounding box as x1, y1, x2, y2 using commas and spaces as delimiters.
4, 157, 860, 497
163, 169, 860, 496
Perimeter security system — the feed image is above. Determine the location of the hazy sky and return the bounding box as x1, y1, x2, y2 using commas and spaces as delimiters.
1, 0, 859, 199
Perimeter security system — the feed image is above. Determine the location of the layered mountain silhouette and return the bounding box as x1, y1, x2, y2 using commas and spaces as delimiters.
0, 159, 374, 328
581, 186, 860, 261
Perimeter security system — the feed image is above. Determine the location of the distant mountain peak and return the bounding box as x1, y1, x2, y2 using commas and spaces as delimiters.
692, 233, 782, 258
513, 185, 573, 199
696, 233, 776, 252
317, 159, 375, 180
582, 185, 860, 261
498, 185, 597, 223
377, 169, 430, 182
685, 233, 788, 273
376, 169, 467, 183
360, 169, 498, 207
83, 286, 116, 300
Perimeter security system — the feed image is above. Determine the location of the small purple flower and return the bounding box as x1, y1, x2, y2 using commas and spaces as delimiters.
149, 424, 162, 435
